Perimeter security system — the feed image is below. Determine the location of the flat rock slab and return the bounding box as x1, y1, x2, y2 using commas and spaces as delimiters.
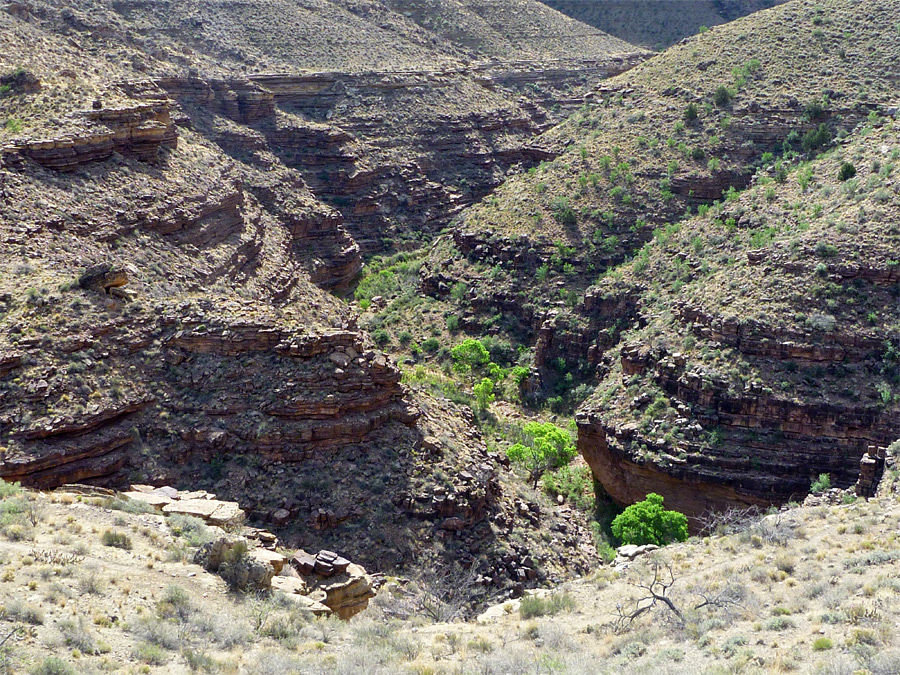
123, 491, 172, 510
162, 498, 244, 526
163, 499, 219, 519
272, 575, 307, 595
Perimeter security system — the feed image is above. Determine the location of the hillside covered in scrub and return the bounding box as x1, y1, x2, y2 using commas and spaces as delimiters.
3, 0, 900, 672
391, 0, 900, 521
3, 465, 900, 673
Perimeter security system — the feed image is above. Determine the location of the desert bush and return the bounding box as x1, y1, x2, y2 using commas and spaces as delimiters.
870, 649, 900, 675
802, 123, 832, 153
134, 642, 168, 665
810, 473, 831, 493
102, 497, 155, 514
767, 616, 794, 630
612, 493, 688, 546
684, 103, 699, 121
29, 658, 75, 675
78, 567, 104, 595
131, 615, 180, 650
519, 592, 577, 619
245, 652, 302, 675
168, 514, 215, 547
774, 552, 796, 574
100, 529, 132, 550
58, 618, 96, 653
0, 481, 20, 500
157, 584, 192, 621
3, 599, 43, 625
541, 464, 595, 512
714, 85, 733, 107
838, 162, 857, 181
813, 637, 833, 651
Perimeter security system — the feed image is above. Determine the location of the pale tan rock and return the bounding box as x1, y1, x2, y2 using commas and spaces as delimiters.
208, 501, 245, 527
284, 594, 332, 616
123, 491, 171, 510
252, 548, 287, 575
272, 575, 307, 594
163, 499, 219, 519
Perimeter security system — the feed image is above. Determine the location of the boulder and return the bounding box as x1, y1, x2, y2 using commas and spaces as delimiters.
271, 575, 308, 595
315, 564, 376, 619
291, 550, 316, 575
79, 263, 128, 292
252, 548, 287, 575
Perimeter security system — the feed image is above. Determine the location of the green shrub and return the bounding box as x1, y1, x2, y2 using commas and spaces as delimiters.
519, 592, 577, 619
167, 514, 215, 547
801, 124, 832, 153
542, 465, 595, 512
838, 162, 856, 181
810, 473, 831, 494
813, 637, 833, 651
714, 85, 733, 107
0, 480, 21, 500
611, 493, 688, 546
473, 377, 495, 410
100, 530, 132, 550
684, 103, 699, 121
451, 338, 489, 373
550, 196, 577, 226
421, 337, 440, 353
30, 658, 75, 675
371, 329, 390, 346
134, 642, 168, 665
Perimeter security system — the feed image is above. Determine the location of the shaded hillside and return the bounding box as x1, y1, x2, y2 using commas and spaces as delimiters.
411, 0, 900, 518
541, 0, 788, 49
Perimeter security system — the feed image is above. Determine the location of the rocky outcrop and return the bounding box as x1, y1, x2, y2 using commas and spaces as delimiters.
286, 549, 375, 619
0, 398, 152, 489
577, 338, 898, 524
1, 102, 177, 171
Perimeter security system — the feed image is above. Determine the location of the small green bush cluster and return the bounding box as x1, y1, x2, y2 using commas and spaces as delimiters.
100, 530, 132, 550
519, 592, 577, 619
810, 473, 831, 494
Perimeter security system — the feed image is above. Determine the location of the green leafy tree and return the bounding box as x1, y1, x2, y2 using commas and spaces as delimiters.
473, 378, 495, 410
611, 493, 688, 546
451, 339, 489, 373
506, 422, 576, 488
